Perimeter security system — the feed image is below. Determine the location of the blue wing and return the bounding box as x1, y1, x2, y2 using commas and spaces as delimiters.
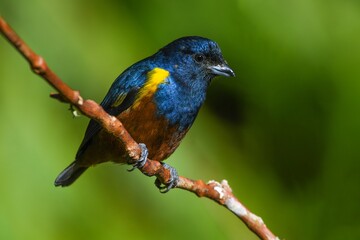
75, 63, 151, 159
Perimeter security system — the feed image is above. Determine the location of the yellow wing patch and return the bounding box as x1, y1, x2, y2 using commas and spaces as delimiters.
133, 68, 170, 108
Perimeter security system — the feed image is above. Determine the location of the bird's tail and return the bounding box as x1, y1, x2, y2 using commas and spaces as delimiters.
54, 161, 88, 187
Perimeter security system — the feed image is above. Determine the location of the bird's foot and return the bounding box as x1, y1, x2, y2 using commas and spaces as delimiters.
127, 143, 148, 172
154, 162, 179, 193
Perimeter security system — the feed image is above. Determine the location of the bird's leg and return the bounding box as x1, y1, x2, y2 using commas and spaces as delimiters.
127, 143, 148, 171
154, 162, 179, 193
127, 144, 178, 193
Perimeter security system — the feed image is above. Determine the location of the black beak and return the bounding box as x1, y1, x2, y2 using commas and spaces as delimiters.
208, 64, 235, 77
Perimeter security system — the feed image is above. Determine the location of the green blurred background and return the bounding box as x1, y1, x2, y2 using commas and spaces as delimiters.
1, 0, 360, 239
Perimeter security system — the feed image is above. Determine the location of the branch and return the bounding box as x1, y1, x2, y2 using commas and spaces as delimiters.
0, 17, 279, 240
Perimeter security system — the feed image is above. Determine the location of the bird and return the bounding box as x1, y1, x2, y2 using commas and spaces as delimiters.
54, 36, 235, 191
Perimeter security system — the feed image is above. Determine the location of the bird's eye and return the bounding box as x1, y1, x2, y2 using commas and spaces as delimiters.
194, 54, 205, 63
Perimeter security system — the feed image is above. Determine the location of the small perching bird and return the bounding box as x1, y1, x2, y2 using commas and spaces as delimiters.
55, 36, 235, 192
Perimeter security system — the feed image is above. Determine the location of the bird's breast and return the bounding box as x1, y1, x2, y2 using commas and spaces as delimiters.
117, 95, 188, 161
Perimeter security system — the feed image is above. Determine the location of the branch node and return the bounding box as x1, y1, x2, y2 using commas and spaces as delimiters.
220, 179, 232, 193
254, 215, 264, 225
76, 93, 83, 105
32, 55, 47, 75
50, 92, 68, 103
208, 180, 226, 199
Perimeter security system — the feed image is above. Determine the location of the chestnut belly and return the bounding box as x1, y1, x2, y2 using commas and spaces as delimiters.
76, 97, 188, 166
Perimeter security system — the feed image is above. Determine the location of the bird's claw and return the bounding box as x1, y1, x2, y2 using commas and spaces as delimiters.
127, 143, 148, 172
154, 162, 179, 193
126, 145, 178, 193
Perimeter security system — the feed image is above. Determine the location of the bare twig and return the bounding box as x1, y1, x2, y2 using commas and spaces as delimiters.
0, 17, 279, 240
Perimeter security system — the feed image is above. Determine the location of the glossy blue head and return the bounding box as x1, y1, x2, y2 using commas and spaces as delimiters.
156, 36, 235, 82
151, 36, 235, 129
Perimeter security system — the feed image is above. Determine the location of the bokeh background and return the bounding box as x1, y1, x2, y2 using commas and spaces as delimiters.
1, 0, 360, 239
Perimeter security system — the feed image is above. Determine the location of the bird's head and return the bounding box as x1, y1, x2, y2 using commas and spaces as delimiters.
156, 36, 235, 83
